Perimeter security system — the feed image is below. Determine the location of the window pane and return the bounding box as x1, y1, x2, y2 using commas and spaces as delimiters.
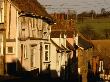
45, 51, 48, 61
8, 47, 13, 53
45, 45, 48, 50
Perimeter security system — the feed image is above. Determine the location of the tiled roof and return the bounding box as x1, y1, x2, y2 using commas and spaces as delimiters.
51, 19, 75, 38
78, 36, 93, 50
51, 31, 74, 38
10, 0, 52, 21
52, 20, 75, 31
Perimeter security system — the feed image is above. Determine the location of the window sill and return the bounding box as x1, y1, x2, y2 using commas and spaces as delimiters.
6, 53, 15, 55
31, 67, 37, 70
24, 58, 28, 60
43, 61, 51, 63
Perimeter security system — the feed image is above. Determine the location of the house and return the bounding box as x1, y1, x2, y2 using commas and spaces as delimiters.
0, 0, 54, 76
77, 35, 93, 82
92, 40, 110, 81
50, 12, 77, 80
0, 0, 6, 75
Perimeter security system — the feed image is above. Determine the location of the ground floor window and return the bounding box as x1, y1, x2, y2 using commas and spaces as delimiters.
31, 45, 37, 67
44, 44, 50, 62
7, 46, 14, 54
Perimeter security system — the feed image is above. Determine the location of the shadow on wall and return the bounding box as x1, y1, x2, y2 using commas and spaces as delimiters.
6, 59, 61, 79
87, 61, 101, 82
6, 55, 79, 81
64, 49, 78, 82
7, 59, 39, 78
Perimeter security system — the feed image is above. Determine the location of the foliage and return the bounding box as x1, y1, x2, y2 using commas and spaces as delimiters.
79, 24, 102, 40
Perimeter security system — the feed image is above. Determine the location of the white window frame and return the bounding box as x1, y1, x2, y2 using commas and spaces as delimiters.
44, 44, 50, 62
7, 46, 14, 54
99, 60, 103, 72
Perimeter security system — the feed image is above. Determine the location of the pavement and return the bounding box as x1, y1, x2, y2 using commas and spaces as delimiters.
0, 75, 68, 82
0, 75, 21, 82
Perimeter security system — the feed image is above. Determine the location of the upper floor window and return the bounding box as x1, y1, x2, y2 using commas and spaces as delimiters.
32, 18, 37, 29
38, 19, 42, 31
21, 17, 26, 29
42, 22, 49, 39
32, 30, 36, 38
21, 29, 25, 38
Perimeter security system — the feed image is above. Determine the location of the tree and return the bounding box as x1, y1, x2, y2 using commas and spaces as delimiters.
89, 10, 96, 20
103, 29, 110, 39
101, 8, 106, 14
80, 24, 101, 40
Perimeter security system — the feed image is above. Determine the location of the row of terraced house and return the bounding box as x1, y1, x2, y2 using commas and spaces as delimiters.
0, 0, 101, 82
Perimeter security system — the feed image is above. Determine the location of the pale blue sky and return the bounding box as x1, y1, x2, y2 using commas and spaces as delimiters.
38, 0, 110, 13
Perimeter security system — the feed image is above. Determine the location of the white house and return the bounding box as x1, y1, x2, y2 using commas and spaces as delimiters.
0, 0, 54, 76
50, 18, 76, 79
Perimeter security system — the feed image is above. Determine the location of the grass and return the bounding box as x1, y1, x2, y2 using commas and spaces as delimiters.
76, 17, 110, 39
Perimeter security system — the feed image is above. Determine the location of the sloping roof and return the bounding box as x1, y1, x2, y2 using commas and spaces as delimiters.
78, 36, 93, 50
66, 40, 74, 50
51, 31, 74, 38
51, 19, 75, 38
50, 39, 63, 50
52, 20, 75, 31
10, 0, 53, 22
92, 40, 110, 70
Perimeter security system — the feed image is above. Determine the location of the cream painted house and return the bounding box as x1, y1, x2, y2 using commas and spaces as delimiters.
0, 0, 54, 75
50, 18, 77, 79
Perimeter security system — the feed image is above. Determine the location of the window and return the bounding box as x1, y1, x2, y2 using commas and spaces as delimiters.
32, 18, 36, 29
38, 19, 43, 38
7, 46, 13, 54
24, 45, 27, 59
31, 47, 36, 67
0, 7, 3, 23
99, 60, 103, 72
21, 29, 25, 38
32, 30, 36, 38
38, 19, 42, 31
44, 44, 50, 62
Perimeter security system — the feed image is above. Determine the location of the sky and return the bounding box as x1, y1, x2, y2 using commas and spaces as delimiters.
38, 0, 110, 14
